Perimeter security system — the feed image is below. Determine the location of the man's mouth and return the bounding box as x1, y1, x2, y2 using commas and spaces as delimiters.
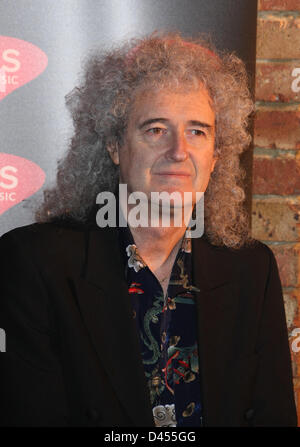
154, 171, 191, 177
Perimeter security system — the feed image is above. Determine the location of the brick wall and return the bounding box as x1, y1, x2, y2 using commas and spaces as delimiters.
253, 0, 300, 424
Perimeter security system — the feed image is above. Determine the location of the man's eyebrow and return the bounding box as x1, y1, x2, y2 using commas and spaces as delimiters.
138, 118, 169, 129
188, 120, 214, 134
188, 120, 213, 129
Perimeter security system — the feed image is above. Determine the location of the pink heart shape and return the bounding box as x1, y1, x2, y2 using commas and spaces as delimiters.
0, 36, 48, 100
0, 153, 45, 215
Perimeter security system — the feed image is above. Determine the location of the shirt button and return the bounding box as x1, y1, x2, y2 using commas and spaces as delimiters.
86, 408, 100, 422
244, 408, 255, 421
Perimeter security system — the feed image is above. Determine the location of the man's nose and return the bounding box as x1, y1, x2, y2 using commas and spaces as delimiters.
165, 132, 188, 162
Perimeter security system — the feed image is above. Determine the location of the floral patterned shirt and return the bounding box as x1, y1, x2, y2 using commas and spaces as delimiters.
118, 225, 203, 427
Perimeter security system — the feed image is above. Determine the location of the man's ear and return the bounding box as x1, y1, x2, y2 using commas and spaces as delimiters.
211, 156, 218, 173
106, 143, 120, 165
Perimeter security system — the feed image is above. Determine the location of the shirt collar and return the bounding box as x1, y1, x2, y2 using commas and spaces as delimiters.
118, 223, 192, 274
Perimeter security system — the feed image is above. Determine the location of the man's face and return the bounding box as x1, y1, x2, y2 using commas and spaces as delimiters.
108, 84, 217, 204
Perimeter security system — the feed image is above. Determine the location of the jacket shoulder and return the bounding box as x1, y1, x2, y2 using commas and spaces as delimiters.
205, 235, 274, 267
200, 235, 277, 289
0, 222, 89, 273
1, 221, 86, 245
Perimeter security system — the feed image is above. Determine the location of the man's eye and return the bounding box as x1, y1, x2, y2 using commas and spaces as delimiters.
189, 129, 205, 136
146, 127, 166, 135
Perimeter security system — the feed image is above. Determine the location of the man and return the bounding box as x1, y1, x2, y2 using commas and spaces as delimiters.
0, 32, 297, 427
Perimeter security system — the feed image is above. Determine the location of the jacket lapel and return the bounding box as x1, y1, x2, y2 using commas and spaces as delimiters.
75, 226, 154, 426
192, 236, 240, 425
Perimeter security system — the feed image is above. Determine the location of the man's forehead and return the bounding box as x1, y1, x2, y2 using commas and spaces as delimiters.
135, 79, 209, 97
128, 83, 215, 124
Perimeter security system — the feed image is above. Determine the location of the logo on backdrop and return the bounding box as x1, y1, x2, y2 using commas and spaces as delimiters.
0, 36, 48, 100
0, 153, 45, 215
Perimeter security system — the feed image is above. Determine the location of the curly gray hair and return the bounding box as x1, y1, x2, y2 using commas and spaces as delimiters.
36, 31, 255, 248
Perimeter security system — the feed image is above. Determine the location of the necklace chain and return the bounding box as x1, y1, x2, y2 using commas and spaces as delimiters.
160, 273, 170, 283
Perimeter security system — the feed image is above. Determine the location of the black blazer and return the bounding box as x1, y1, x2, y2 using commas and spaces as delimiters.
0, 221, 297, 427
